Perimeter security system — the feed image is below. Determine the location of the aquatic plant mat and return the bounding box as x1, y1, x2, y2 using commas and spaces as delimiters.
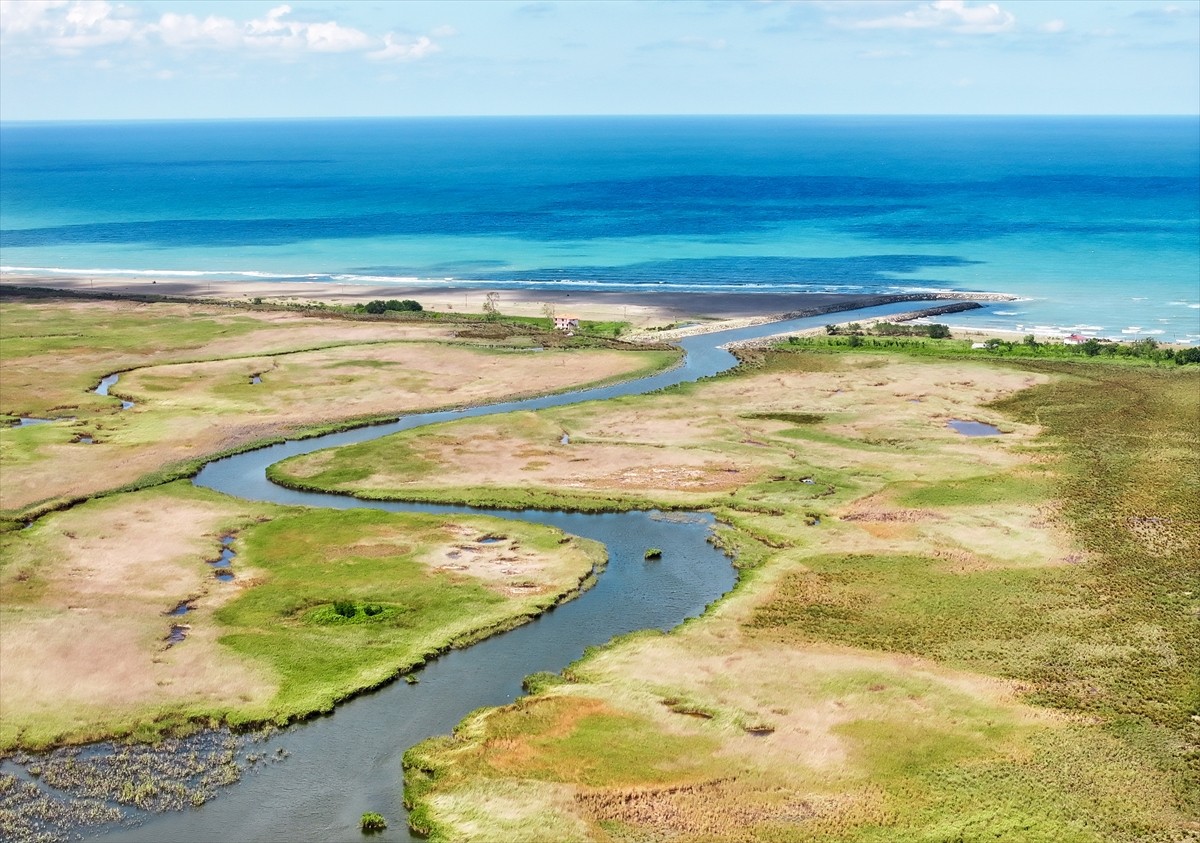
0, 730, 279, 843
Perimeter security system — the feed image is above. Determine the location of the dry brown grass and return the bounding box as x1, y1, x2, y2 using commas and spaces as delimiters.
2, 299, 668, 511
0, 484, 276, 747
423, 524, 592, 598
401, 353, 1200, 840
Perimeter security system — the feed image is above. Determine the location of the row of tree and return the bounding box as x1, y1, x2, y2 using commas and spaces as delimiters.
360, 299, 423, 314
826, 322, 951, 339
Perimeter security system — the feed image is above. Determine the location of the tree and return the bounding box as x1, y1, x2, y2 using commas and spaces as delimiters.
483, 292, 500, 319
1081, 338, 1102, 357
927, 324, 951, 339
825, 324, 839, 335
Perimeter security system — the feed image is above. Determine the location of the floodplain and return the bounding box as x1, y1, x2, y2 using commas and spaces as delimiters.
279, 343, 1199, 842
0, 295, 675, 517
1, 290, 1196, 843
0, 293, 670, 751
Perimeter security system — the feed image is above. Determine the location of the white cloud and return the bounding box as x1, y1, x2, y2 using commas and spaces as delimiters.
1, 1, 441, 62
0, 0, 68, 34
1, 0, 141, 51
369, 33, 439, 62
154, 12, 241, 49
1133, 4, 1199, 21
238, 5, 374, 53
1038, 19, 1066, 34
852, 0, 1016, 35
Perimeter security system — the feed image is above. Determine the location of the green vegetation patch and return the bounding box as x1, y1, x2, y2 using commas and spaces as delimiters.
891, 472, 1049, 508
217, 508, 601, 725
742, 411, 827, 425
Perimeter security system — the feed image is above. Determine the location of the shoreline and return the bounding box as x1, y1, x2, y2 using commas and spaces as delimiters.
0, 272, 1015, 328
2, 274, 1178, 347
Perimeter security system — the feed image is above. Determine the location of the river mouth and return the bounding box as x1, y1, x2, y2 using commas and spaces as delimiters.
7, 300, 965, 843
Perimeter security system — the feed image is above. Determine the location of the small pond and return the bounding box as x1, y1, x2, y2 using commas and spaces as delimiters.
947, 419, 1002, 437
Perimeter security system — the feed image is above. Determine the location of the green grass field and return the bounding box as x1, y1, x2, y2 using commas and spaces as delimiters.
216, 508, 605, 725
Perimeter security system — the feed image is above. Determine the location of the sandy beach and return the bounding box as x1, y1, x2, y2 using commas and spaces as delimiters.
0, 272, 1017, 329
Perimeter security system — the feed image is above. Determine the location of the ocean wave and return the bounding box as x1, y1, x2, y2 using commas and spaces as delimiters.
1, 265, 320, 280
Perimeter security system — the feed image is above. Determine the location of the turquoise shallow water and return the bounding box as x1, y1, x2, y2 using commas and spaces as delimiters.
1, 116, 1197, 341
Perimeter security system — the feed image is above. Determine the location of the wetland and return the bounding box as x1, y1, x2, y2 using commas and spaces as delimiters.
1, 292, 1196, 842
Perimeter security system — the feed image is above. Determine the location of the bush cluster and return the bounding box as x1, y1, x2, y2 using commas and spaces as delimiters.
362, 299, 422, 315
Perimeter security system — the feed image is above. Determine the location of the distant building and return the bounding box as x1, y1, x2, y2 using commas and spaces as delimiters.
554, 315, 581, 333
1063, 333, 1089, 345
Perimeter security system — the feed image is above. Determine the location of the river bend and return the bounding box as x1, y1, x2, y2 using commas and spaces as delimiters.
97, 300, 936, 842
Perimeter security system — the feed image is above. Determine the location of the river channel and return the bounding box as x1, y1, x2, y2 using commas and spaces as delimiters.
85, 300, 940, 842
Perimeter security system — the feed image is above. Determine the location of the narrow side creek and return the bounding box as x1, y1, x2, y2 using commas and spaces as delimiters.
9, 301, 950, 843
95, 373, 135, 410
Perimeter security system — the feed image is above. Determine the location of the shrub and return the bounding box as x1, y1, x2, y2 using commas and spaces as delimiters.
332, 600, 356, 619
363, 299, 422, 315
644, 547, 662, 560
363, 603, 383, 616
1176, 346, 1200, 365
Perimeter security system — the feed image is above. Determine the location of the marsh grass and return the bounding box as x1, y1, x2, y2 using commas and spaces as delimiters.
399, 352, 1198, 841
216, 509, 602, 725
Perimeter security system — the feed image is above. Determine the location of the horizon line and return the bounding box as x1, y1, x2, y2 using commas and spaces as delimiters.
3, 112, 1198, 125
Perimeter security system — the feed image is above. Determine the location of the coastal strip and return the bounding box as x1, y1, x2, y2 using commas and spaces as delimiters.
0, 273, 1017, 329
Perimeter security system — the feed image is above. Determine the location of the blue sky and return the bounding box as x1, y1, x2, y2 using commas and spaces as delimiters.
1, 0, 1197, 120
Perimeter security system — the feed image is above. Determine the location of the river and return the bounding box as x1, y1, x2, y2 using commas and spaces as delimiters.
81, 300, 938, 841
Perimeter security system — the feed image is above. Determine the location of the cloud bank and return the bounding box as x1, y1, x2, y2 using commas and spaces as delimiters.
0, 0, 444, 61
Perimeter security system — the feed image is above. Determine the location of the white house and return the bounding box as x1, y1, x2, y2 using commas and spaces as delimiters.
553, 315, 581, 333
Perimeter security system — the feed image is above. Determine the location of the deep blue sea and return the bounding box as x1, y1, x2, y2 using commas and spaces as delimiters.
1, 116, 1197, 342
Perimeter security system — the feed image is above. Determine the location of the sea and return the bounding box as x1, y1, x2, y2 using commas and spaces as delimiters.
1, 116, 1197, 343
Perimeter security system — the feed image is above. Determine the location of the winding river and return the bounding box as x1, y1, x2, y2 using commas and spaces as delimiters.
91, 300, 942, 842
